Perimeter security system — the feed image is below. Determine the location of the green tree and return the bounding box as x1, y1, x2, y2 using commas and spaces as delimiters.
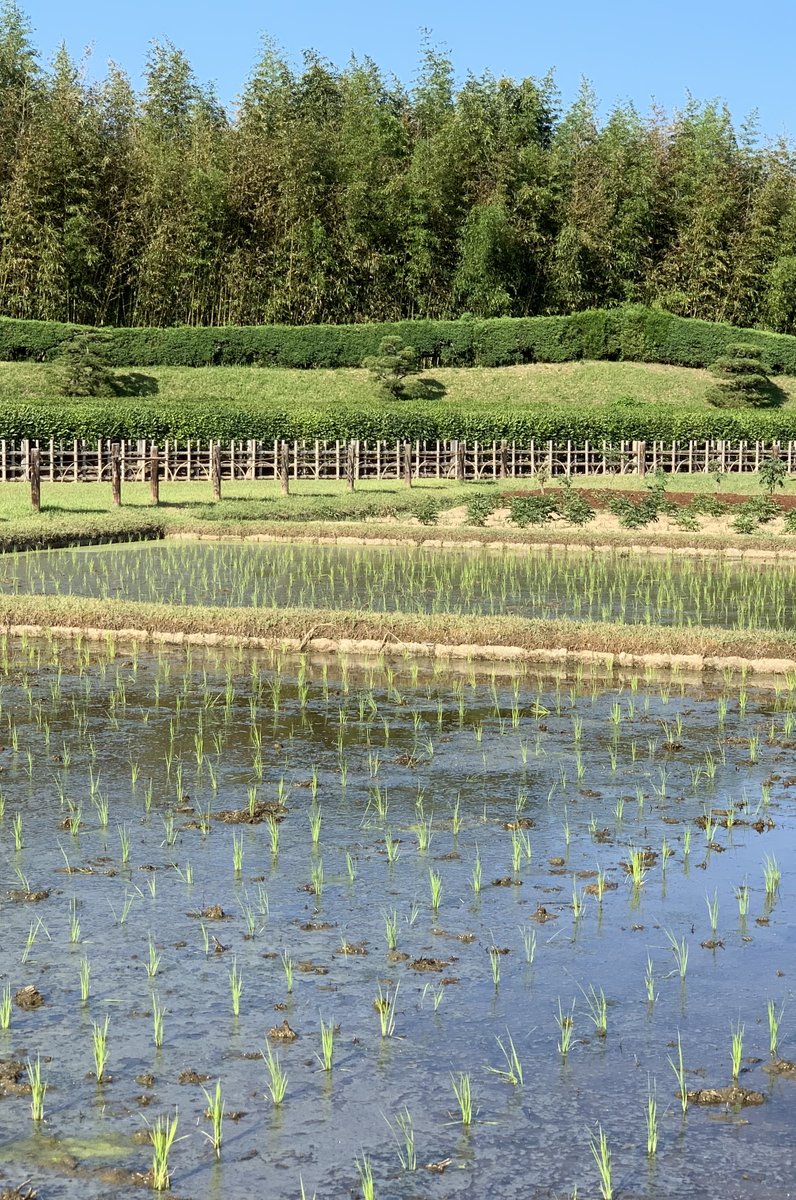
54, 330, 116, 396
363, 336, 422, 398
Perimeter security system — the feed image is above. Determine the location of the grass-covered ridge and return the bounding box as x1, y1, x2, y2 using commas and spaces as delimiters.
6, 359, 796, 443
3, 593, 796, 669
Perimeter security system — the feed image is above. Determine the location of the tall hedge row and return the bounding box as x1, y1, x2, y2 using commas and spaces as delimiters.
3, 307, 796, 373
6, 398, 796, 444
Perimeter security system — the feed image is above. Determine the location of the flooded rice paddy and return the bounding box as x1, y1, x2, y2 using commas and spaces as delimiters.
0, 636, 795, 1198
1, 539, 795, 628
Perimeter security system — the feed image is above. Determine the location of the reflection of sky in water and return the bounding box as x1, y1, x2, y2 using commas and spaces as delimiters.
1, 645, 794, 1199
0, 540, 794, 628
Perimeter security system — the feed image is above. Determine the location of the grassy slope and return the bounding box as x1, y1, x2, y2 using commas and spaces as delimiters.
7, 358, 796, 409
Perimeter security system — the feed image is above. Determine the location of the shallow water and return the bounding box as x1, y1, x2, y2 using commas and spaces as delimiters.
0, 539, 794, 628
0, 639, 795, 1199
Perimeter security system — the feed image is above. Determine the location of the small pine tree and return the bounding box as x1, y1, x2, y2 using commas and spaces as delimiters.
363, 336, 422, 399
55, 331, 116, 397
705, 343, 783, 410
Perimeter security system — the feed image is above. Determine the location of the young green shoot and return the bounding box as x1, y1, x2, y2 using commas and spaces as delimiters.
149, 1108, 180, 1191
262, 1042, 288, 1106
26, 1055, 46, 1122
200, 1080, 225, 1159
668, 1032, 688, 1115
451, 1072, 473, 1126
486, 1030, 523, 1086
590, 1125, 613, 1200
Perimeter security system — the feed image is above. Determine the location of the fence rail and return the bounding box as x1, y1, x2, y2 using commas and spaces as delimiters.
1, 437, 793, 484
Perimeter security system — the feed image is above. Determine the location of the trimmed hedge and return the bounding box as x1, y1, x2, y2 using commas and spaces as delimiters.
0, 513, 164, 553
3, 306, 796, 372
6, 397, 796, 444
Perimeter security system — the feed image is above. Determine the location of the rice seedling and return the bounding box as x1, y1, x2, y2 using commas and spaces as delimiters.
92, 1014, 110, 1082
79, 956, 91, 1003
387, 1106, 416, 1171
149, 1109, 180, 1191
0, 982, 11, 1030
200, 1080, 225, 1159
152, 994, 165, 1048
309, 805, 322, 846
117, 823, 131, 864
412, 815, 433, 852
626, 845, 648, 888
486, 1030, 523, 1085
21, 916, 48, 963
26, 1056, 46, 1122
556, 999, 575, 1058
262, 1042, 288, 1106
232, 831, 244, 876
645, 1081, 658, 1156
311, 859, 324, 901
644, 957, 657, 1006
384, 830, 400, 864
763, 854, 781, 896
471, 849, 482, 897
730, 1020, 744, 1080
318, 1017, 335, 1071
590, 1125, 613, 1200
229, 958, 243, 1017
571, 878, 584, 922
668, 1032, 688, 1115
582, 985, 608, 1038
489, 943, 501, 988
346, 851, 357, 883
665, 929, 689, 981
374, 982, 398, 1037
281, 949, 294, 994
451, 1072, 473, 1125
767, 1000, 784, 1058
520, 926, 537, 964
428, 868, 442, 911
383, 909, 398, 951
355, 1153, 376, 1200
705, 889, 719, 936
12, 811, 23, 850
266, 814, 280, 857
736, 880, 750, 918
146, 935, 162, 978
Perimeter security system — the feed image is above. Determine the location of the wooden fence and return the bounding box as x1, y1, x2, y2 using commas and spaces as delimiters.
2, 437, 794, 483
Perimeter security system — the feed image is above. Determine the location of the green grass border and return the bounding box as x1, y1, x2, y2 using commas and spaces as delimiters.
3, 594, 796, 673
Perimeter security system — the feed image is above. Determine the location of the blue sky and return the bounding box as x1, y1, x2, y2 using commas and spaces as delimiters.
22, 0, 796, 136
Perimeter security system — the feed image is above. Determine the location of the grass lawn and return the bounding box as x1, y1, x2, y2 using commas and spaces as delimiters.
7, 358, 796, 409
0, 472, 781, 524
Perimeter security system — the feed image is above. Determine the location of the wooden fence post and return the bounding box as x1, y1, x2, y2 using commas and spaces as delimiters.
211, 442, 222, 500
402, 442, 412, 487
346, 441, 356, 492
149, 445, 160, 506
30, 445, 40, 513
454, 440, 465, 482
279, 441, 290, 496
110, 443, 122, 507
499, 439, 507, 480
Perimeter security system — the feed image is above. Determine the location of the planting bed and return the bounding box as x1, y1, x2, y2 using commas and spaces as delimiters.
3, 540, 796, 631
0, 635, 795, 1198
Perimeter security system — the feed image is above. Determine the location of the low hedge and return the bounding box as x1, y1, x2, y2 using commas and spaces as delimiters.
0, 512, 165, 553
3, 306, 796, 372
5, 397, 796, 444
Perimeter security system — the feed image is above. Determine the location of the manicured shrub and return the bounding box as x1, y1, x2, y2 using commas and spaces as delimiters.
706, 343, 785, 409
465, 494, 498, 526
4, 306, 796, 372
508, 495, 557, 527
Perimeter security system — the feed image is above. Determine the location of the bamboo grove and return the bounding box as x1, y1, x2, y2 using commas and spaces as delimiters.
3, 3, 796, 331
